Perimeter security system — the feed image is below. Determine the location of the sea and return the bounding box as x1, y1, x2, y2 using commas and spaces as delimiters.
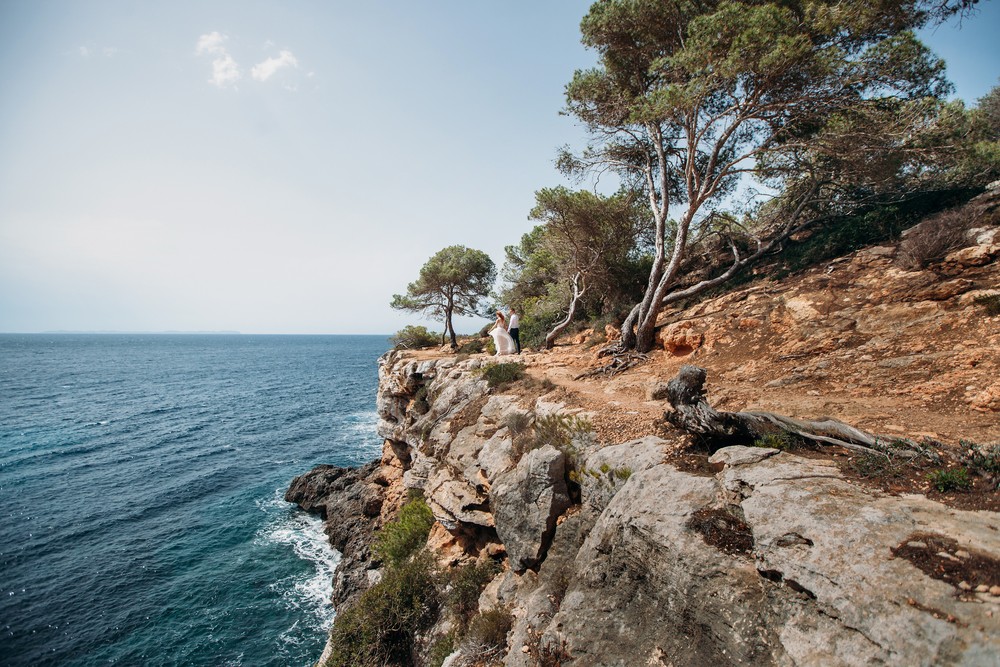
0, 334, 390, 666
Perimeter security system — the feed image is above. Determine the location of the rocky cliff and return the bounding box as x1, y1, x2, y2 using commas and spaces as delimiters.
288, 189, 1000, 666
288, 348, 999, 666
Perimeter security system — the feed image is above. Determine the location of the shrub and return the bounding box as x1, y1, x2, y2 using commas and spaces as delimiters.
324, 551, 440, 667
973, 294, 1000, 316
459, 608, 513, 665
927, 468, 972, 493
524, 413, 595, 479
448, 560, 501, 626
478, 362, 526, 388
751, 432, 798, 451
427, 633, 456, 667
458, 337, 487, 354
501, 410, 532, 438
848, 452, 908, 481
762, 188, 979, 278
374, 494, 435, 568
391, 325, 440, 350
896, 208, 975, 270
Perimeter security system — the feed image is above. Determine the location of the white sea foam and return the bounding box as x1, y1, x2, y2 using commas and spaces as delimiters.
258, 490, 340, 633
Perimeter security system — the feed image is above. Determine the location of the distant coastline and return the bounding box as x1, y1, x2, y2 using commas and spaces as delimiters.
4, 331, 394, 336
36, 330, 244, 335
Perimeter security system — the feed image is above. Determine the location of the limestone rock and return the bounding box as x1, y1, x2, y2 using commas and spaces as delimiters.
491, 445, 571, 571
477, 430, 516, 483
529, 450, 1000, 666
943, 242, 1000, 269
582, 436, 670, 512
708, 444, 779, 469
425, 467, 494, 530
969, 382, 1000, 412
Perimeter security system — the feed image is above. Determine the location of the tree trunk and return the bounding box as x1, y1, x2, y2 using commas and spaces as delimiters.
544, 273, 584, 349
662, 366, 934, 459
444, 305, 457, 348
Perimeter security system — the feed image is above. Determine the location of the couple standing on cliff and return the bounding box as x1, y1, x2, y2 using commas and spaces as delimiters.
489, 307, 520, 356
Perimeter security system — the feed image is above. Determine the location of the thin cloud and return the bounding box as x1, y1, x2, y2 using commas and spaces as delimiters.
196, 32, 241, 88
251, 50, 298, 82
196, 31, 228, 56
77, 45, 117, 58
211, 54, 241, 88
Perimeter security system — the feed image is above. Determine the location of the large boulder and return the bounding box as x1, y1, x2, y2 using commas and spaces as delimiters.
491, 445, 571, 571
533, 449, 1000, 666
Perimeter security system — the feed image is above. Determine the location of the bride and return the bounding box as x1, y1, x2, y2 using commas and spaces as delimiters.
489, 311, 517, 356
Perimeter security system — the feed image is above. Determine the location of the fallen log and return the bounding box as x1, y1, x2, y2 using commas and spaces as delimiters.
663, 365, 936, 460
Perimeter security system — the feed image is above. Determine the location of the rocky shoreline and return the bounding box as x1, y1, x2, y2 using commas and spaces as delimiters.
287, 349, 1000, 666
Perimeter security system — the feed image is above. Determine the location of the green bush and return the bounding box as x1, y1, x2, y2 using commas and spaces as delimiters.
448, 560, 501, 626
478, 362, 526, 388
960, 440, 1000, 489
460, 608, 514, 665
518, 309, 563, 350
774, 188, 980, 276
390, 325, 440, 350
927, 468, 972, 493
613, 466, 632, 480
324, 552, 440, 667
751, 432, 798, 451
427, 633, 456, 667
458, 337, 488, 354
374, 495, 435, 568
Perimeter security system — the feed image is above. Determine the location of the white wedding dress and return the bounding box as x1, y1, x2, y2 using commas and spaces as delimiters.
490, 323, 517, 356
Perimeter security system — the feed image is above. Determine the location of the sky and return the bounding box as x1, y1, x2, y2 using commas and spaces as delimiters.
0, 1, 998, 335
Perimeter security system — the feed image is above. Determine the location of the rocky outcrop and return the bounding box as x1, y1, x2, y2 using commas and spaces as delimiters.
284, 457, 394, 609
362, 352, 1000, 666
490, 445, 571, 571
505, 446, 1000, 666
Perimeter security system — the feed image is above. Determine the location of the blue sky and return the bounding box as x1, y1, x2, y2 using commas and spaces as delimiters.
0, 1, 997, 335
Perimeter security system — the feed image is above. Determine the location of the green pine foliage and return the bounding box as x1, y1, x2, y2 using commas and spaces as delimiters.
373, 495, 435, 568
323, 552, 440, 667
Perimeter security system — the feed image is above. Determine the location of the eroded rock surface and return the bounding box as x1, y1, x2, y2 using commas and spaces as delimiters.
491, 445, 571, 571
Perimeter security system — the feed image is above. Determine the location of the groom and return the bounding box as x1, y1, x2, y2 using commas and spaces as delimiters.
508, 307, 521, 354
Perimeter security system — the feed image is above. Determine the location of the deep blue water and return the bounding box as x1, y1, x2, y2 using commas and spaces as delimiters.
0, 334, 390, 666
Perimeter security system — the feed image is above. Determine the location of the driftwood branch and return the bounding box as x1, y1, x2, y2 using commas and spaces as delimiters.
662, 366, 936, 459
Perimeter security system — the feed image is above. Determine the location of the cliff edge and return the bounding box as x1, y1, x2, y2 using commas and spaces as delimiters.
288, 188, 1000, 666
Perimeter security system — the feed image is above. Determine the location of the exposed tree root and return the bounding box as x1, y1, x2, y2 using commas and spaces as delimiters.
663, 365, 938, 460
575, 352, 650, 379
